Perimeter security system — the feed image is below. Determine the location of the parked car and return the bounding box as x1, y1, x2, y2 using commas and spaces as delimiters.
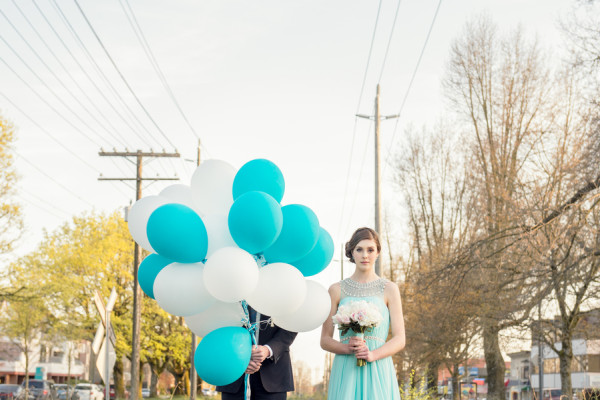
20, 380, 57, 400
54, 385, 78, 400
0, 384, 24, 400
108, 385, 128, 400
73, 385, 102, 400
140, 389, 149, 399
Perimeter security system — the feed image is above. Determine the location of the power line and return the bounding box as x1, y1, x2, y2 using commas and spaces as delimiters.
0, 92, 97, 171
72, 0, 177, 150
336, 0, 384, 240
20, 194, 68, 220
343, 123, 374, 236
20, 187, 72, 218
28, 0, 155, 148
0, 7, 130, 149
15, 152, 95, 207
1, 91, 132, 199
44, 0, 164, 149
0, 51, 102, 147
120, 0, 203, 145
382, 0, 443, 176
354, 0, 384, 116
11, 0, 145, 148
377, 0, 403, 84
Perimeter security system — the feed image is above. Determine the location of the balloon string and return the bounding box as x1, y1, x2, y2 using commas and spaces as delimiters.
253, 253, 268, 267
242, 256, 266, 400
241, 300, 257, 400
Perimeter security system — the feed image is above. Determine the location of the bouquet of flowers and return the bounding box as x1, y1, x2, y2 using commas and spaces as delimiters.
332, 300, 383, 366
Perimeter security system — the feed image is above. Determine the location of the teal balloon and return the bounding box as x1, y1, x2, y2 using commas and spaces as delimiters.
263, 204, 320, 263
138, 254, 172, 299
147, 204, 208, 263
228, 191, 283, 254
292, 227, 334, 277
194, 326, 252, 386
232, 159, 285, 203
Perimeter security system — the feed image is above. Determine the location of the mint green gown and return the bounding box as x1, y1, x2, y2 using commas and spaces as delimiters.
327, 278, 401, 400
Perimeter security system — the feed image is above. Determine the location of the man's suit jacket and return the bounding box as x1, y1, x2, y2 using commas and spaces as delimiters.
217, 311, 297, 394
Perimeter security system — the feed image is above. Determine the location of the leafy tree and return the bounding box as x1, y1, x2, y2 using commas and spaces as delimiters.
140, 298, 190, 397
163, 316, 191, 396
12, 212, 134, 390
0, 113, 22, 259
0, 262, 51, 390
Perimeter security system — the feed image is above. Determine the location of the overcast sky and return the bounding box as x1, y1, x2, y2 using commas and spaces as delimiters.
0, 0, 571, 383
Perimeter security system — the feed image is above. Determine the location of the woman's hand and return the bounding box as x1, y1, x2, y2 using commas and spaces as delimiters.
347, 336, 364, 354
355, 347, 376, 362
351, 337, 376, 362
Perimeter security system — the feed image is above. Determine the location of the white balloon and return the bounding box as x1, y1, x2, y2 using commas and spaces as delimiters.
159, 184, 199, 213
204, 247, 259, 302
272, 280, 331, 332
127, 195, 169, 252
184, 301, 245, 338
203, 214, 237, 258
246, 263, 307, 317
190, 160, 236, 216
154, 263, 216, 316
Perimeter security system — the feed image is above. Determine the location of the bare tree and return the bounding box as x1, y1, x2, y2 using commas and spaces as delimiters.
519, 56, 600, 398
443, 17, 555, 400
394, 123, 479, 399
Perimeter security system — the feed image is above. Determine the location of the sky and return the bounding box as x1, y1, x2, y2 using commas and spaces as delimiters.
0, 0, 571, 385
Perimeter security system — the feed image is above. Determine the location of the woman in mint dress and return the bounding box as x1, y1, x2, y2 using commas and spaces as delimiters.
321, 227, 405, 400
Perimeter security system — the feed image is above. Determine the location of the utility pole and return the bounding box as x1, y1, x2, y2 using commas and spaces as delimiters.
538, 301, 544, 400
357, 84, 398, 276
99, 149, 180, 400
190, 140, 200, 400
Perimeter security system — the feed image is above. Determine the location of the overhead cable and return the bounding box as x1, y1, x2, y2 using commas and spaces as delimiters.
120, 0, 202, 144
383, 0, 443, 176
1, 8, 130, 148
377, 0, 403, 83
337, 0, 384, 240
72, 0, 177, 150
42, 0, 164, 149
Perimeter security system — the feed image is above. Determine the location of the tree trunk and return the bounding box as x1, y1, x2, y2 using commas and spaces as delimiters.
452, 363, 460, 400
67, 344, 72, 399
172, 372, 185, 395
483, 322, 506, 400
113, 358, 125, 399
426, 362, 440, 390
182, 371, 190, 396
559, 337, 573, 400
150, 369, 158, 398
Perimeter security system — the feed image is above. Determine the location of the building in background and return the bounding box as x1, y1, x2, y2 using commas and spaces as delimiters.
0, 338, 87, 384
531, 309, 600, 399
507, 351, 532, 400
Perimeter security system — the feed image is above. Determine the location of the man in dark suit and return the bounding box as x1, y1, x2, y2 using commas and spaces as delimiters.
217, 309, 297, 400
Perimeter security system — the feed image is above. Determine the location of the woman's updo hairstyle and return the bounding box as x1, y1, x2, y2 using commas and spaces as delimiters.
344, 227, 381, 263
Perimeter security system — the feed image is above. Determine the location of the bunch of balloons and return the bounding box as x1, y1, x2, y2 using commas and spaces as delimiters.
128, 159, 334, 386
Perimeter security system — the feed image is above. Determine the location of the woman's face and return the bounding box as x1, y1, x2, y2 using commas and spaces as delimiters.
352, 239, 379, 271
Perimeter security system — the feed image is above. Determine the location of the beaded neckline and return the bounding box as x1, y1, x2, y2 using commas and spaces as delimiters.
340, 277, 387, 298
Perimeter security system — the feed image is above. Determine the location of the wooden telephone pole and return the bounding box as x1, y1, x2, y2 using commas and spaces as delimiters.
357, 85, 397, 276
99, 149, 180, 400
